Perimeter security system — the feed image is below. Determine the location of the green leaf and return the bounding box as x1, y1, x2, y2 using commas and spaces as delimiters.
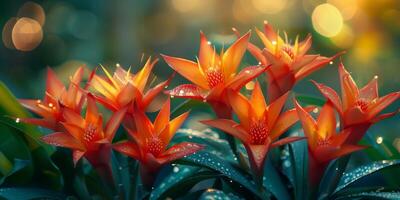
263, 158, 291, 200
171, 99, 210, 118
334, 159, 400, 194
295, 95, 325, 107
0, 187, 66, 199
0, 82, 52, 154
199, 189, 241, 200
150, 166, 221, 200
336, 191, 400, 200
0, 159, 30, 185
179, 151, 262, 198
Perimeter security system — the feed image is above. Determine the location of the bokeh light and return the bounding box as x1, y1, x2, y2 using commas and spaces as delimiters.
2, 17, 18, 49
330, 24, 355, 48
11, 17, 43, 51
312, 3, 343, 37
327, 0, 358, 20
251, 0, 288, 14
17, 1, 46, 26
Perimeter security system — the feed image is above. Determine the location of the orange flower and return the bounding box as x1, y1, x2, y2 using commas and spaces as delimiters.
19, 67, 85, 131
312, 63, 400, 144
294, 100, 365, 184
41, 94, 127, 165
162, 32, 268, 117
113, 98, 203, 186
89, 57, 172, 112
234, 21, 341, 102
202, 82, 308, 177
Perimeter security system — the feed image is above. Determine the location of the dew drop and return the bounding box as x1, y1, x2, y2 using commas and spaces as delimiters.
15, 118, 20, 123
376, 136, 383, 144
329, 61, 334, 65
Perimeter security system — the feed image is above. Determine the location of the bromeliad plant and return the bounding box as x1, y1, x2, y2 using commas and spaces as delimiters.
0, 22, 399, 200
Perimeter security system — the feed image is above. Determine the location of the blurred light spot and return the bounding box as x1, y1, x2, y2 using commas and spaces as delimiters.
245, 81, 255, 90
331, 24, 355, 48
12, 17, 43, 51
171, 0, 202, 13
2, 17, 18, 49
251, 0, 287, 14
232, 0, 257, 23
376, 136, 383, 144
144, 11, 178, 44
67, 11, 98, 39
17, 1, 46, 26
312, 3, 343, 37
352, 32, 381, 62
327, 0, 358, 20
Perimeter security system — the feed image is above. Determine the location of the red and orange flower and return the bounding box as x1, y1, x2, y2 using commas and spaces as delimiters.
162, 31, 268, 117
235, 21, 341, 102
294, 100, 366, 185
89, 57, 172, 113
312, 63, 399, 144
19, 67, 85, 131
202, 82, 308, 177
113, 98, 203, 186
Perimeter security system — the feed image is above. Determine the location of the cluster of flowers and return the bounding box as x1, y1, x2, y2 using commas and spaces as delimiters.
19, 21, 399, 187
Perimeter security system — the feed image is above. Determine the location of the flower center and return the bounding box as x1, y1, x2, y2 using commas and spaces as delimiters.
205, 68, 224, 88
249, 121, 268, 145
146, 137, 164, 156
317, 137, 331, 146
355, 99, 369, 111
282, 45, 294, 59
84, 123, 97, 142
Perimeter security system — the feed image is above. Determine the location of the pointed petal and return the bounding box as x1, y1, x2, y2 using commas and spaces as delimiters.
271, 136, 305, 148
133, 105, 153, 138
232, 27, 267, 65
330, 129, 352, 147
63, 108, 85, 127
116, 83, 141, 107
297, 34, 312, 56
316, 102, 336, 140
90, 75, 118, 100
19, 118, 56, 130
154, 98, 170, 134
158, 142, 203, 165
270, 106, 314, 140
71, 66, 84, 85
41, 132, 85, 150
201, 119, 248, 143
113, 141, 141, 160
142, 74, 174, 109
344, 106, 367, 125
132, 58, 157, 92
46, 67, 65, 98
255, 27, 274, 52
73, 150, 85, 166
294, 100, 317, 149
312, 80, 343, 114
338, 62, 359, 109
250, 82, 267, 118
162, 54, 209, 89
294, 52, 342, 82
199, 31, 220, 71
19, 99, 53, 118
263, 21, 277, 41
246, 143, 270, 175
161, 111, 189, 145
222, 31, 251, 78
227, 90, 251, 129
372, 111, 399, 123
292, 55, 318, 71
367, 92, 400, 119
61, 122, 84, 141
226, 65, 269, 91
359, 76, 379, 101
315, 145, 366, 163
267, 92, 289, 129
165, 84, 205, 100
105, 107, 127, 141
85, 94, 100, 124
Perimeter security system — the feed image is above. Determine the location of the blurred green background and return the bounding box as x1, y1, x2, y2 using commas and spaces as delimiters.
0, 0, 399, 158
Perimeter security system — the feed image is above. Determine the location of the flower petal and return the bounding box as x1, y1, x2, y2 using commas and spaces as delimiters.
311, 80, 343, 114
45, 67, 65, 99
314, 144, 366, 163
199, 31, 220, 72
222, 31, 251, 79
316, 102, 336, 140
19, 99, 53, 118
165, 84, 205, 100
162, 54, 209, 89
294, 100, 317, 149
161, 111, 189, 145
85, 94, 100, 125
226, 65, 268, 91
367, 92, 400, 120
294, 52, 342, 82
271, 136, 305, 148
116, 83, 141, 108
133, 105, 153, 138
157, 142, 203, 165
201, 119, 248, 143
63, 108, 85, 127
372, 111, 399, 123
41, 132, 85, 150
142, 74, 174, 109
105, 107, 127, 141
250, 82, 267, 118
359, 76, 379, 101
132, 57, 157, 92
19, 118, 56, 130
227, 90, 251, 129
113, 141, 141, 160
246, 143, 270, 176
267, 92, 289, 129
72, 150, 85, 166
338, 62, 359, 109
270, 107, 314, 140
61, 122, 84, 141
154, 98, 170, 134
